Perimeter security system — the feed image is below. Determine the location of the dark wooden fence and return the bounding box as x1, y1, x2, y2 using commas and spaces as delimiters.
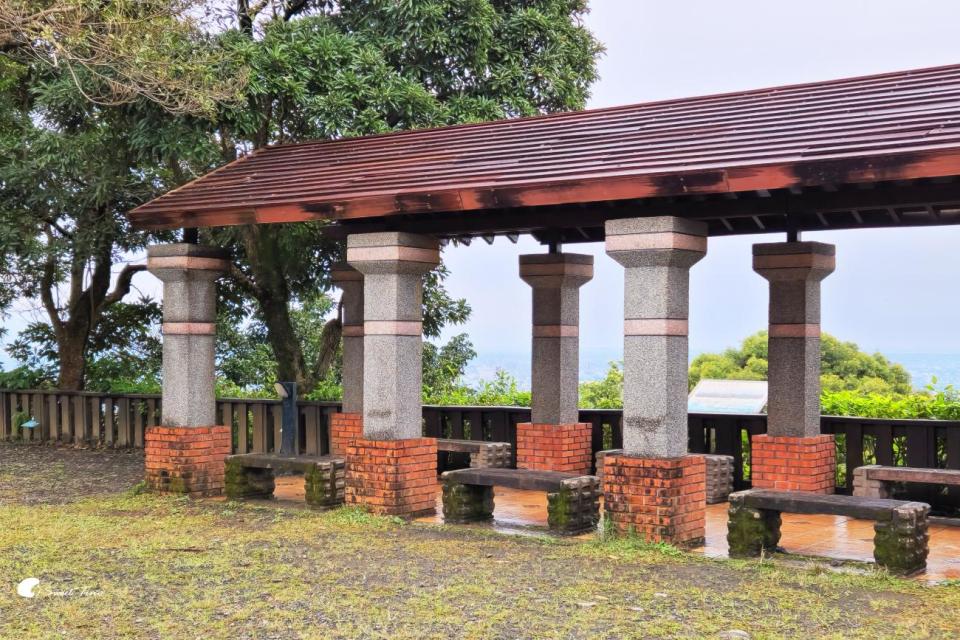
0, 390, 340, 456
3, 389, 960, 512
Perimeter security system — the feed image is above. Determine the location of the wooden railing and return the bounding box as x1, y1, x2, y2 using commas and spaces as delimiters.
0, 390, 340, 456
3, 389, 959, 512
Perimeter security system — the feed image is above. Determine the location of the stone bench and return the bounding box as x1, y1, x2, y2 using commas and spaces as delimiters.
225, 453, 345, 508
441, 467, 600, 535
436, 438, 511, 468
596, 449, 734, 504
727, 489, 930, 574
853, 465, 960, 499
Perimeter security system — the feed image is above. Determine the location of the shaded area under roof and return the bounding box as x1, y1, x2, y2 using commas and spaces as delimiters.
130, 63, 960, 242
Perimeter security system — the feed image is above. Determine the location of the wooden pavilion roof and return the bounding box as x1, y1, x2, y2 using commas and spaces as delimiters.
130, 63, 960, 243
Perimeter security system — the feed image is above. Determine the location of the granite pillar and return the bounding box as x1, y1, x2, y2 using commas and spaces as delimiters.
145, 244, 231, 496
516, 253, 593, 474
602, 216, 708, 545
752, 242, 836, 493
344, 232, 440, 516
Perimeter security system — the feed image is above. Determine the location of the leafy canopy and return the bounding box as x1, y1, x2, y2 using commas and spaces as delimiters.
688, 331, 913, 395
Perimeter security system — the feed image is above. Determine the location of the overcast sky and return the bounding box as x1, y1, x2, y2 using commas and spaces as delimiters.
5, 0, 960, 369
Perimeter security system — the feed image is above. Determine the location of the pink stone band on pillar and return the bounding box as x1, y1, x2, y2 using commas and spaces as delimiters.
341, 325, 364, 337
753, 253, 836, 270
147, 256, 229, 271
162, 322, 217, 335
605, 232, 707, 253
519, 263, 594, 277
363, 320, 423, 335
769, 323, 821, 338
624, 319, 689, 336
330, 269, 363, 282
532, 325, 579, 338
346, 246, 440, 264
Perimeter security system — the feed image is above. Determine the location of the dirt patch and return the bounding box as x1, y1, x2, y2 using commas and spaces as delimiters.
0, 443, 144, 505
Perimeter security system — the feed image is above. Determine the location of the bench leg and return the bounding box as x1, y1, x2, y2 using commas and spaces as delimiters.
305, 460, 345, 509
874, 504, 930, 575
469, 443, 511, 469
852, 466, 889, 499
442, 481, 494, 523
224, 459, 275, 500
548, 477, 601, 535
727, 502, 781, 557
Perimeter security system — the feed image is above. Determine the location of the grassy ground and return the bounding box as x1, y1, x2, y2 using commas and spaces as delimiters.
2, 444, 960, 639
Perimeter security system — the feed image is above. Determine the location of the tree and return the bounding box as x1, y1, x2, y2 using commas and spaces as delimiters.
688, 331, 913, 395
1, 0, 602, 393
0, 55, 226, 389
0, 0, 243, 115
207, 1, 602, 390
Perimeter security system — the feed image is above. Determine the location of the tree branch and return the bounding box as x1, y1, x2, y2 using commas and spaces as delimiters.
102, 263, 147, 307
311, 316, 342, 384
39, 252, 63, 336
283, 0, 310, 21
229, 262, 261, 297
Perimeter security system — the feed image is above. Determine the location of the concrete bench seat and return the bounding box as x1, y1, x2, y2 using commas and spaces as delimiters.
225, 453, 345, 508
436, 439, 511, 468
441, 467, 600, 535
854, 465, 960, 499
727, 489, 930, 574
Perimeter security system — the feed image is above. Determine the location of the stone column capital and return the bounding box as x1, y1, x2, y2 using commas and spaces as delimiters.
519, 253, 594, 289
752, 241, 836, 282
346, 232, 439, 276
330, 261, 363, 285
605, 216, 707, 269
147, 243, 229, 283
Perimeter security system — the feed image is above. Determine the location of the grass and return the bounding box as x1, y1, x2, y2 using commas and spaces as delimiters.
2, 446, 960, 639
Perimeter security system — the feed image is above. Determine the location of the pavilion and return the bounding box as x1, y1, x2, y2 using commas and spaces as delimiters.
130, 62, 960, 545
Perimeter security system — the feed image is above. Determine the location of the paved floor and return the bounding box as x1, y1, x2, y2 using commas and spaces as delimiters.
272, 476, 960, 582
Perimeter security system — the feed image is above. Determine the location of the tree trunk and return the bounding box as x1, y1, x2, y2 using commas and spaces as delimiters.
239, 224, 311, 388
57, 330, 88, 391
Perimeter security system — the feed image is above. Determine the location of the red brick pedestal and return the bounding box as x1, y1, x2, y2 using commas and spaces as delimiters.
144, 426, 231, 497
750, 434, 836, 493
516, 423, 592, 475
330, 413, 363, 457
603, 454, 706, 547
345, 437, 438, 517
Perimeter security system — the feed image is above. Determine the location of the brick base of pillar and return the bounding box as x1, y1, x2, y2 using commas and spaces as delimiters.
345, 437, 438, 517
751, 434, 836, 493
516, 423, 591, 475
602, 454, 706, 547
330, 412, 363, 457
145, 426, 232, 497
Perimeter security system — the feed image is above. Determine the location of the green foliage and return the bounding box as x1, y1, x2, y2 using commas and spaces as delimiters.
424, 369, 531, 407
690, 331, 913, 395
1, 0, 601, 394
820, 383, 960, 420
578, 361, 623, 409
422, 334, 477, 400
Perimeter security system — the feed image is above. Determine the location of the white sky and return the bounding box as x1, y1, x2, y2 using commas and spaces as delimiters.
5, 0, 960, 367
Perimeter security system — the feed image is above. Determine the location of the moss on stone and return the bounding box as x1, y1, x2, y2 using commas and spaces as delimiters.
304, 464, 343, 508
224, 459, 275, 500
441, 481, 493, 523
874, 519, 929, 575
727, 504, 781, 557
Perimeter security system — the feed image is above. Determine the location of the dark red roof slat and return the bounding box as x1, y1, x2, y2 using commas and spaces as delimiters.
129, 63, 960, 229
